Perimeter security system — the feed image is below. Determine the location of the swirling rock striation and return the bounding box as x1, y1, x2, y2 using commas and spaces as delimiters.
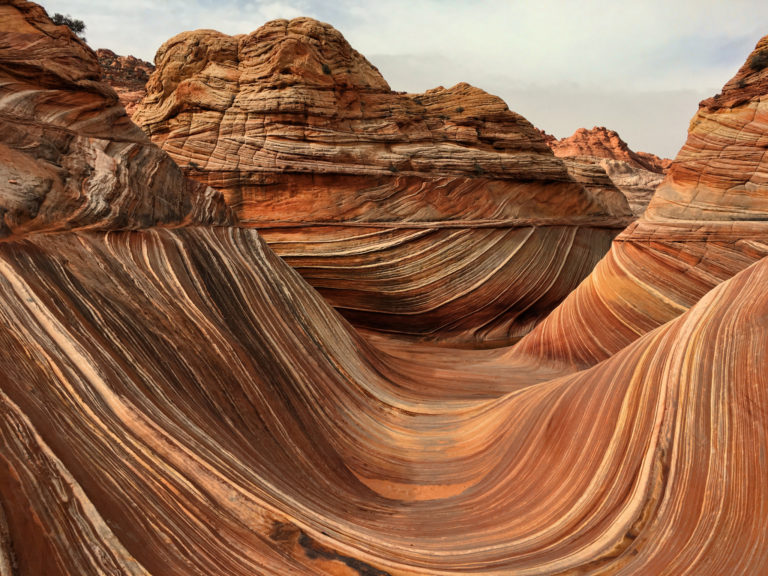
1, 4, 768, 574
96, 48, 154, 115
2, 223, 768, 576
514, 35, 768, 368
0, 1, 232, 237
133, 18, 631, 343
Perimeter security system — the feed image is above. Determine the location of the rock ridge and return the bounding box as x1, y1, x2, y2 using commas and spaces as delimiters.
514, 33, 768, 367
550, 126, 670, 173
546, 126, 670, 216
0, 0, 232, 239
133, 17, 631, 343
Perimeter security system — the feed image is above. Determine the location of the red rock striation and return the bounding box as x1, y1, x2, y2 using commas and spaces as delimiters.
648, 35, 768, 222
0, 2, 231, 237
96, 48, 154, 115
134, 18, 631, 343
1, 4, 768, 575
514, 35, 768, 368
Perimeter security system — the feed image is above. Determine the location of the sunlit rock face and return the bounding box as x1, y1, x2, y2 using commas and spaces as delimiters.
133, 17, 632, 344
2, 4, 768, 575
548, 126, 670, 216
646, 35, 768, 222
514, 35, 768, 368
96, 48, 154, 116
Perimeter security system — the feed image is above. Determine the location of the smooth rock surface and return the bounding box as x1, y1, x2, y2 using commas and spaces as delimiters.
2, 223, 767, 575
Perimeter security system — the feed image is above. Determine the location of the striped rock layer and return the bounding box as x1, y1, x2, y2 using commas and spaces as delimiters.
2, 225, 767, 576
2, 4, 768, 575
514, 34, 768, 368
133, 18, 631, 344
0, 2, 231, 236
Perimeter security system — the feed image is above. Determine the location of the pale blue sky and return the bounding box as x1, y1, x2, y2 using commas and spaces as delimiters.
39, 0, 768, 158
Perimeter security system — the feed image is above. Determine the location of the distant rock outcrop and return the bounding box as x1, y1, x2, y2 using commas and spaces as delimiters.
547, 127, 670, 216
134, 18, 632, 343
550, 126, 670, 173
514, 35, 768, 368
96, 48, 154, 115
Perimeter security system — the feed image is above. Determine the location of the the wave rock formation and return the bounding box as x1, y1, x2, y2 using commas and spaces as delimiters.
1, 3, 767, 575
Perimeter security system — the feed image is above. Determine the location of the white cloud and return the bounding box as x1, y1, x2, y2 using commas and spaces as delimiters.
36, 0, 768, 157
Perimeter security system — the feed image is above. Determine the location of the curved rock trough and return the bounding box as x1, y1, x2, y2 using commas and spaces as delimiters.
1, 3, 767, 574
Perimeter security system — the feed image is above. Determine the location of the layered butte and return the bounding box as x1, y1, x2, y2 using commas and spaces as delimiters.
548, 127, 670, 216
514, 35, 768, 368
133, 18, 631, 344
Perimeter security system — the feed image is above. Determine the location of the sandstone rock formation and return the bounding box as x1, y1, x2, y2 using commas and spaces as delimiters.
514, 35, 768, 368
134, 18, 631, 344
550, 126, 670, 173
4, 206, 768, 576
2, 4, 768, 575
598, 157, 666, 216
549, 127, 670, 216
96, 48, 154, 115
0, 2, 231, 237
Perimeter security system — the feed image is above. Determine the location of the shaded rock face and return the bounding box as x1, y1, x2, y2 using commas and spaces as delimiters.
598, 157, 665, 216
548, 127, 670, 216
2, 4, 768, 575
0, 2, 231, 237
556, 157, 630, 216
514, 35, 768, 368
134, 17, 631, 344
96, 48, 154, 115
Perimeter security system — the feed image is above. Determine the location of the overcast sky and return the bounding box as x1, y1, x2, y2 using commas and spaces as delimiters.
39, 0, 768, 158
